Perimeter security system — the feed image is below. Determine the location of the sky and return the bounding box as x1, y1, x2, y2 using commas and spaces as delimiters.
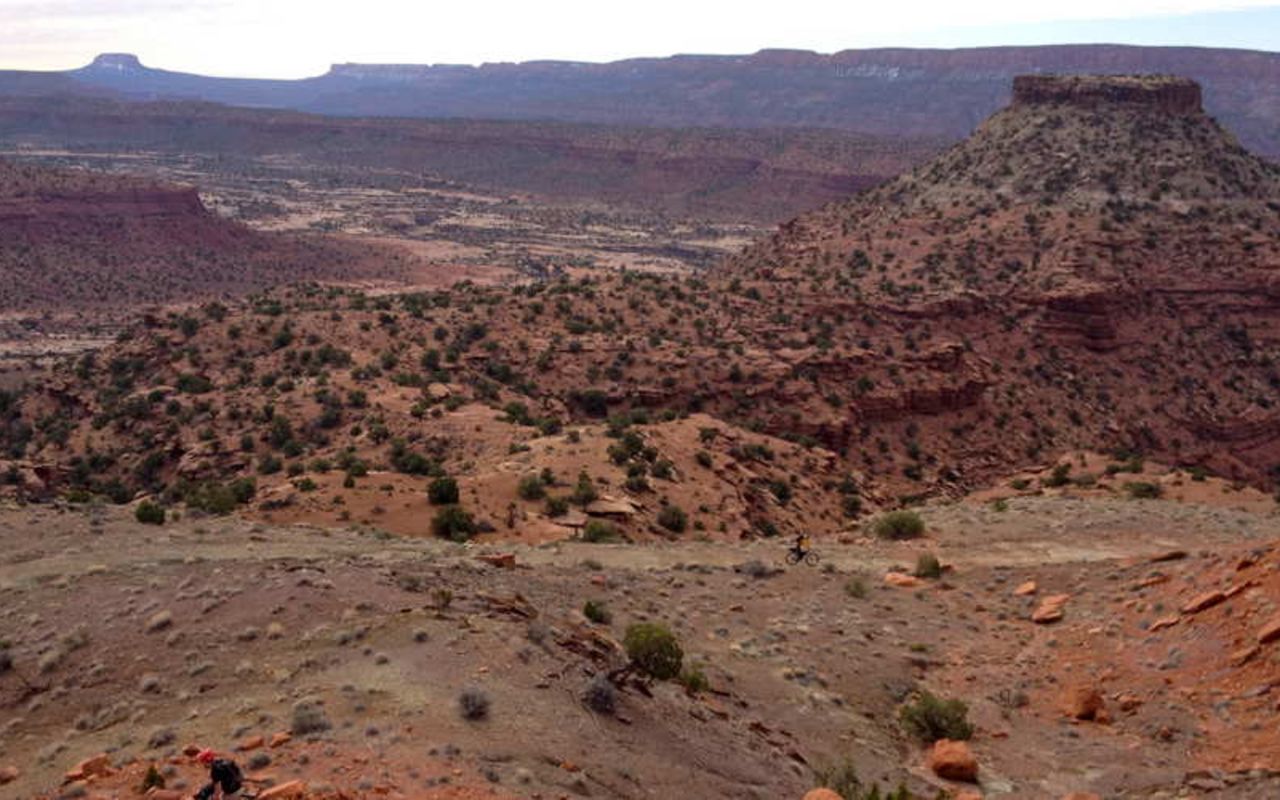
2, 0, 1278, 78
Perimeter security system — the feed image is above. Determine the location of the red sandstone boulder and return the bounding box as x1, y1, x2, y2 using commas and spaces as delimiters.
1063, 686, 1106, 721
1182, 590, 1225, 614
1032, 594, 1070, 623
928, 739, 978, 782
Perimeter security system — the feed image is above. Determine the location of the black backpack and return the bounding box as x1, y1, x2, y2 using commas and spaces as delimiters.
210, 758, 244, 793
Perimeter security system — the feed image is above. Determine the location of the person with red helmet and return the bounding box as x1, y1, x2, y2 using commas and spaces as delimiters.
194, 749, 245, 800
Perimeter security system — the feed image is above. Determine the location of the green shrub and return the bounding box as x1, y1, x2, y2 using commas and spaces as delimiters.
428, 476, 459, 505
545, 495, 570, 517
813, 760, 915, 800
135, 501, 165, 525
140, 764, 166, 792
678, 665, 709, 694
914, 553, 942, 579
570, 471, 598, 506
656, 504, 687, 534
1125, 481, 1163, 499
623, 623, 683, 681
899, 690, 974, 743
431, 505, 476, 542
695, 450, 713, 469
582, 600, 612, 624
1042, 462, 1072, 488
517, 474, 547, 501
873, 510, 925, 540
582, 519, 619, 543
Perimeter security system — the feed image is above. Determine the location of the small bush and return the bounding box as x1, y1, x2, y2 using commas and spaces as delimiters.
656, 503, 687, 534
431, 505, 476, 542
623, 623, 683, 681
873, 510, 925, 540
583, 600, 612, 624
582, 519, 619, 543
899, 690, 974, 743
517, 474, 547, 501
583, 675, 616, 715
914, 554, 942, 579
458, 686, 490, 720
427, 476, 459, 505
545, 495, 570, 517
135, 501, 165, 525
678, 665, 709, 694
290, 700, 332, 735
140, 764, 166, 792
1125, 481, 1163, 499
844, 577, 867, 599
813, 760, 915, 800
570, 471, 598, 506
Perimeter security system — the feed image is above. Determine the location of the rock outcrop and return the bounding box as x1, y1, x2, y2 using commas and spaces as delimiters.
1012, 74, 1201, 115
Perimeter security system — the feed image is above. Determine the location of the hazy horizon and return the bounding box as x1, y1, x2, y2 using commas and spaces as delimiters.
3, 1, 1279, 80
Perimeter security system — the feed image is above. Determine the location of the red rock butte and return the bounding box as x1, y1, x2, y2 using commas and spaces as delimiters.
1012, 74, 1202, 115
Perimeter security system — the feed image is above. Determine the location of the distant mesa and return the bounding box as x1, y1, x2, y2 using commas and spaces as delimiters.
84, 53, 146, 72
1012, 74, 1202, 115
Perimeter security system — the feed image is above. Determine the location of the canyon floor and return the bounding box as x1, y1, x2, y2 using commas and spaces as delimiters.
4, 489, 1279, 799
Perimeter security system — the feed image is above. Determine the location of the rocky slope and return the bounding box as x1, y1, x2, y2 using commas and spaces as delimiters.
728, 73, 1280, 488
0, 159, 412, 310
1, 75, 1279, 526
35, 46, 1280, 159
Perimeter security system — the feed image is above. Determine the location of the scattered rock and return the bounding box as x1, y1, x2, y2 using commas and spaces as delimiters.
258, 780, 307, 799
884, 572, 923, 588
928, 738, 978, 782
802, 790, 844, 800
0, 766, 19, 784
1230, 645, 1260, 667
1181, 591, 1225, 614
475, 553, 517, 569
237, 735, 265, 752
1256, 614, 1280, 645
1013, 580, 1037, 596
145, 610, 174, 633
64, 753, 112, 783
1032, 594, 1070, 624
1063, 686, 1106, 721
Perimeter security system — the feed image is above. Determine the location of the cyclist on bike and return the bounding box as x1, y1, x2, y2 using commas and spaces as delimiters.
194, 749, 246, 799
792, 533, 811, 557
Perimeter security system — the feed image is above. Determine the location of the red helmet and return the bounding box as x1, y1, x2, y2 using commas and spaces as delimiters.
196, 749, 216, 765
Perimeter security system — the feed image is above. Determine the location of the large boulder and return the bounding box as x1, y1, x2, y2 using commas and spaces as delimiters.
928, 738, 978, 782
1062, 686, 1106, 721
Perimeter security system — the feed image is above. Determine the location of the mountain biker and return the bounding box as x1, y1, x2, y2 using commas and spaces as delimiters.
194, 749, 245, 800
792, 533, 811, 556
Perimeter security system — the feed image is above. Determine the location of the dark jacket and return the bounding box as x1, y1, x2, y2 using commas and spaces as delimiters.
196, 758, 243, 800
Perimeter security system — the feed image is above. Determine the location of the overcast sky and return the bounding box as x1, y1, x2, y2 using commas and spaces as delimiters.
3, 0, 1278, 78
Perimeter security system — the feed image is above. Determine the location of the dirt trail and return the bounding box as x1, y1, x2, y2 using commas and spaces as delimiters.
5, 495, 1275, 592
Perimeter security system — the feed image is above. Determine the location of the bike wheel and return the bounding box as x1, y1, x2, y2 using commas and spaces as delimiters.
785, 550, 801, 565
804, 551, 820, 566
